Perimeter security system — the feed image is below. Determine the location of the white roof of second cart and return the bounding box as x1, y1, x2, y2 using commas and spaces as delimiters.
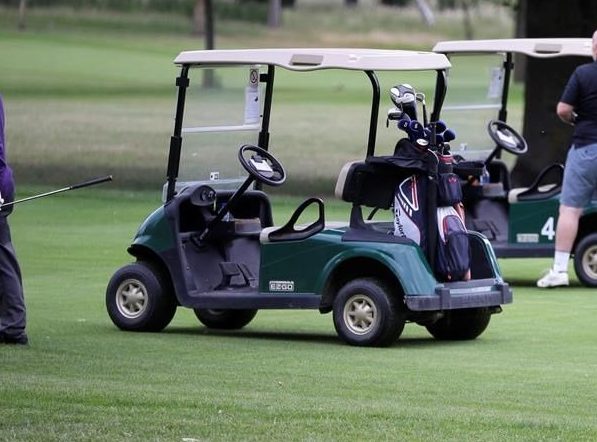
174, 48, 451, 71
433, 38, 593, 58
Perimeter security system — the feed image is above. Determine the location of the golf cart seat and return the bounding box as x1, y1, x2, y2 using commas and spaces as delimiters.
335, 159, 412, 232
179, 185, 273, 235
336, 160, 400, 208
508, 163, 564, 204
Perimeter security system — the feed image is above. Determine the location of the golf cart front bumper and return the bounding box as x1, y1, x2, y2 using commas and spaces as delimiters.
405, 278, 512, 311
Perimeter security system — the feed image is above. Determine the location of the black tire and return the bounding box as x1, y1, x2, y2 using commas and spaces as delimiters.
194, 308, 258, 330
332, 278, 404, 347
106, 262, 176, 332
426, 308, 491, 340
573, 233, 597, 287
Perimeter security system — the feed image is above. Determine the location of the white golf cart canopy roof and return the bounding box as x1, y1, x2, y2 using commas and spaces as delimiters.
433, 38, 592, 58
174, 48, 451, 71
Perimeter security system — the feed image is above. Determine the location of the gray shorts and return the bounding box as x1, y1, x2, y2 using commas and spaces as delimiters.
560, 143, 597, 208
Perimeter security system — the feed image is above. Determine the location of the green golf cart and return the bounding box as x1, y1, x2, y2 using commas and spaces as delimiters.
433, 38, 597, 286
106, 48, 511, 346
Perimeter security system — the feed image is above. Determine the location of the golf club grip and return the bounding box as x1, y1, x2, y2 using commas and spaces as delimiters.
70, 175, 113, 190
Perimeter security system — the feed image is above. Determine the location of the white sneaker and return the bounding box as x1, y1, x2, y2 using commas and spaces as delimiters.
537, 269, 569, 288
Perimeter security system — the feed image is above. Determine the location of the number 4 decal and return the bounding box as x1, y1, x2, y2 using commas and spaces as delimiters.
541, 217, 556, 241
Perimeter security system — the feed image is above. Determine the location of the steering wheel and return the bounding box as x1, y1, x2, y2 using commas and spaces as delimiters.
487, 120, 528, 156
239, 144, 286, 187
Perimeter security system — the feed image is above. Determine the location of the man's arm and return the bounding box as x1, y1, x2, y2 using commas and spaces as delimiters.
556, 101, 576, 126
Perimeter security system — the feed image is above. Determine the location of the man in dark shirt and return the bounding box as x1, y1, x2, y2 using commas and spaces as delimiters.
0, 95, 27, 344
538, 30, 597, 288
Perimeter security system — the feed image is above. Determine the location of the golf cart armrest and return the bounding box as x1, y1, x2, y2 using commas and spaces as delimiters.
260, 198, 325, 243
515, 163, 564, 202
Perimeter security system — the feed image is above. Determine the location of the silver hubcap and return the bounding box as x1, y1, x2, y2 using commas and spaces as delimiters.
582, 245, 597, 280
343, 294, 377, 335
116, 279, 148, 319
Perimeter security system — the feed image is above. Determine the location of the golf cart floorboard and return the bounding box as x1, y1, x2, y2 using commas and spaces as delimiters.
491, 242, 554, 258
186, 289, 322, 310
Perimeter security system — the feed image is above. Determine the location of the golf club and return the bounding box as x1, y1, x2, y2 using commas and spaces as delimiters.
1, 175, 113, 208
415, 92, 428, 126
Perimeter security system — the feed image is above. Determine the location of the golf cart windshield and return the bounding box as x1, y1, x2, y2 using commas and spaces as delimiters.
178, 66, 263, 191
167, 48, 451, 200
440, 53, 507, 161
434, 38, 593, 162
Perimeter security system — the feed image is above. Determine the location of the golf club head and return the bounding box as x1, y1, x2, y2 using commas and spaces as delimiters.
414, 138, 430, 150
434, 120, 447, 133
409, 120, 425, 141
443, 129, 456, 142
386, 107, 403, 123
390, 84, 417, 121
397, 117, 411, 134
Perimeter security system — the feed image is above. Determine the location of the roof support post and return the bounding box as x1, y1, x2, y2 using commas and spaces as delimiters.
365, 70, 380, 158
166, 65, 190, 202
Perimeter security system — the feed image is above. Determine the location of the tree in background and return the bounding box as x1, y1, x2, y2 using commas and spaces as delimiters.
268, 0, 282, 28
18, 0, 27, 30
510, 0, 597, 186
192, 0, 216, 88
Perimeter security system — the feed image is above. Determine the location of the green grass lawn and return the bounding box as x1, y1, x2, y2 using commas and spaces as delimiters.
1, 189, 596, 441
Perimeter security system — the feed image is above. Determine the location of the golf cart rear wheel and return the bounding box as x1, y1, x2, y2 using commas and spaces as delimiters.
573, 233, 597, 287
425, 308, 491, 340
106, 262, 176, 332
332, 278, 405, 347
193, 308, 258, 330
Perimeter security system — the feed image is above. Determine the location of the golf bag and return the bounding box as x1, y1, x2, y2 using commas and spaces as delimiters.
391, 140, 470, 282
394, 173, 428, 250
392, 138, 432, 250
434, 154, 470, 281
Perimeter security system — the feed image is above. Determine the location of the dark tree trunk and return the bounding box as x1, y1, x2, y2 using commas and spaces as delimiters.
461, 1, 473, 39
268, 0, 282, 28
511, 0, 597, 186
204, 0, 214, 50
201, 0, 216, 89
513, 0, 526, 83
18, 0, 27, 30
193, 0, 205, 35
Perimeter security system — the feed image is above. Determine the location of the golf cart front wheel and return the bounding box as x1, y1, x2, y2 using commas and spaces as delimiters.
425, 308, 491, 340
574, 233, 597, 287
193, 308, 258, 330
332, 278, 404, 347
106, 262, 176, 332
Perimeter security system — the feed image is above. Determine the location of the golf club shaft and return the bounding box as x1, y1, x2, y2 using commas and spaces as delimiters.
2, 175, 113, 207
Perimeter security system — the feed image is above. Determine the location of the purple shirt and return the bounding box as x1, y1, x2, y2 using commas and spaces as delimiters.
0, 95, 15, 213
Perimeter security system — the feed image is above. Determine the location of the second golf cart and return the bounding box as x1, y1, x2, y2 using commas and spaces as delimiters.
433, 38, 597, 286
106, 48, 511, 346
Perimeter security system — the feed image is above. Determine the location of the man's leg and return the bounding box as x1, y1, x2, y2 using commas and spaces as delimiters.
0, 220, 27, 344
537, 143, 597, 288
537, 205, 582, 288
553, 205, 584, 270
